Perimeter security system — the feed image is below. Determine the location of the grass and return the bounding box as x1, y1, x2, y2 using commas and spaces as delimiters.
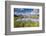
31, 15, 39, 19
14, 16, 39, 28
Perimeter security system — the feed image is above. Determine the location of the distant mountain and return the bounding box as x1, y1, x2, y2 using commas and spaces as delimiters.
14, 15, 18, 17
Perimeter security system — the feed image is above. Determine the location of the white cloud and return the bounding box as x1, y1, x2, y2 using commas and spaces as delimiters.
14, 9, 39, 15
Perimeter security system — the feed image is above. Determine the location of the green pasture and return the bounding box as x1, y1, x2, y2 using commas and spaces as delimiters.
14, 16, 39, 28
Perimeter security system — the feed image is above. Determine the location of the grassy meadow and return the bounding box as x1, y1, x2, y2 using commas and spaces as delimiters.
14, 16, 39, 28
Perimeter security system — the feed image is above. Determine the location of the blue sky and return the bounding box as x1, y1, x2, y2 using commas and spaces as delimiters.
14, 8, 33, 13
14, 8, 33, 15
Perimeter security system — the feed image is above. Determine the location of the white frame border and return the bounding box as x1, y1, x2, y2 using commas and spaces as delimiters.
11, 5, 42, 32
